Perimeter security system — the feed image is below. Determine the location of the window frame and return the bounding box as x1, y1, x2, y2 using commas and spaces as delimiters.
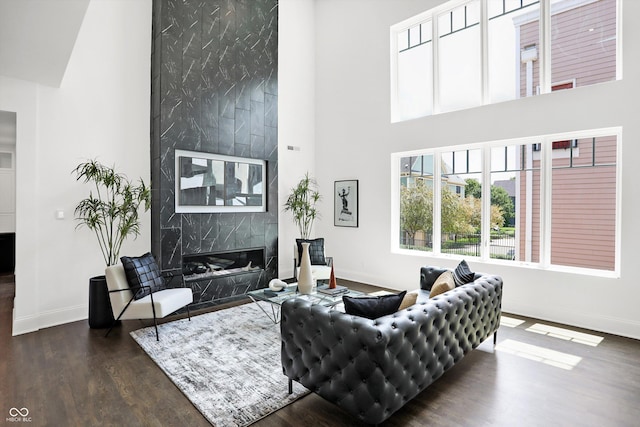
391, 126, 622, 277
390, 0, 622, 122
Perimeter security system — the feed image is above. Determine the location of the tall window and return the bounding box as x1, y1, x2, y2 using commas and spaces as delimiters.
400, 155, 434, 251
391, 0, 620, 122
394, 128, 620, 275
550, 136, 617, 271
437, 1, 482, 112
440, 149, 482, 255
397, 22, 433, 118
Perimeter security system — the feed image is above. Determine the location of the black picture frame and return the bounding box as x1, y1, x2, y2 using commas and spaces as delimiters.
334, 180, 358, 227
175, 149, 266, 213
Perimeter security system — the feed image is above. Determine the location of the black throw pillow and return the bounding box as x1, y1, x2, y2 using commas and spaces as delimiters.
296, 238, 326, 266
452, 259, 475, 287
121, 252, 165, 300
343, 291, 407, 320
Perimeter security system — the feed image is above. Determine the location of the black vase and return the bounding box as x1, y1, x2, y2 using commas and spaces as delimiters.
88, 275, 116, 328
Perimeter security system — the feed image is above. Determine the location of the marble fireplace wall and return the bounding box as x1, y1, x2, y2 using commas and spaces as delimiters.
150, 0, 278, 303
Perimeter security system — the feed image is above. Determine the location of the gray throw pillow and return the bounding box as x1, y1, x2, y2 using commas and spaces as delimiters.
452, 260, 475, 287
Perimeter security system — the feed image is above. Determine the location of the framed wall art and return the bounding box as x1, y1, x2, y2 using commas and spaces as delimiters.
175, 149, 266, 213
334, 180, 358, 227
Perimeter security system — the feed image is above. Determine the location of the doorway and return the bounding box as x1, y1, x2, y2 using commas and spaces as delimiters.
0, 110, 16, 276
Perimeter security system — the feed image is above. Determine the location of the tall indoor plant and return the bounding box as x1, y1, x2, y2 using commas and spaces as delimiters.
283, 172, 321, 239
73, 159, 151, 266
73, 159, 151, 328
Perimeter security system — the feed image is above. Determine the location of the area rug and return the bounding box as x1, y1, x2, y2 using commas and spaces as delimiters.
130, 302, 309, 426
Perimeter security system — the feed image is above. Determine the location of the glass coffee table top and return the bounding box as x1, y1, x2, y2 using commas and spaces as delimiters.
247, 283, 364, 324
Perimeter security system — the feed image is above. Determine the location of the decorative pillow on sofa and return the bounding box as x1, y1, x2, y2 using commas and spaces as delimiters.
343, 291, 407, 320
398, 291, 418, 310
429, 271, 455, 298
296, 238, 326, 266
452, 260, 475, 287
121, 252, 165, 300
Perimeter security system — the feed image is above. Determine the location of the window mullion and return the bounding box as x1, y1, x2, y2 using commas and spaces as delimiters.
480, 0, 489, 105
433, 151, 442, 254
540, 0, 551, 94
481, 147, 491, 260
432, 12, 440, 114
540, 138, 552, 267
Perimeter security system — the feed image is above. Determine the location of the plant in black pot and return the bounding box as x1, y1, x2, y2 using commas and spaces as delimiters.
73, 159, 151, 328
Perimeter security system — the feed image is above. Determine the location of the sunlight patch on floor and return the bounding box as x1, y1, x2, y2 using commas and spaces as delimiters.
500, 315, 526, 328
496, 339, 582, 370
526, 323, 604, 347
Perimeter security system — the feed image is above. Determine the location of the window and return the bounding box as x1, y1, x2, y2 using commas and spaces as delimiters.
550, 136, 617, 271
440, 149, 482, 256
437, 1, 482, 112
399, 155, 434, 251
391, 0, 620, 122
394, 127, 620, 275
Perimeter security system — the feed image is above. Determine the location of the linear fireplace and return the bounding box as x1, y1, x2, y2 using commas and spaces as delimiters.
182, 247, 265, 282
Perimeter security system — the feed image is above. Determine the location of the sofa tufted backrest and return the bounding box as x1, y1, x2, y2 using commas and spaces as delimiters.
419, 266, 448, 291
281, 273, 502, 425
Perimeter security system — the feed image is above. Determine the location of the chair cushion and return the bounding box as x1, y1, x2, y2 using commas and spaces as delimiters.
343, 291, 407, 319
121, 252, 165, 300
296, 264, 332, 281
119, 288, 193, 320
296, 238, 326, 265
452, 260, 475, 287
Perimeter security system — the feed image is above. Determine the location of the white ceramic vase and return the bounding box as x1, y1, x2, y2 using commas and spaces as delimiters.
297, 242, 314, 294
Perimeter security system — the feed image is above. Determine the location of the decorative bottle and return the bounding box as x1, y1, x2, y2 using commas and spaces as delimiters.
297, 242, 314, 294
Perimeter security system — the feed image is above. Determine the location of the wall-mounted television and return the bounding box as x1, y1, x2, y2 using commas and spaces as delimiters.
175, 149, 266, 213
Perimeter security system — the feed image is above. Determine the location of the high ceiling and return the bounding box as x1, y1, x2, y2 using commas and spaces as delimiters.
0, 0, 89, 88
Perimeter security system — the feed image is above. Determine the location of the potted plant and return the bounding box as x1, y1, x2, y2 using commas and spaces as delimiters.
283, 172, 321, 239
73, 159, 151, 328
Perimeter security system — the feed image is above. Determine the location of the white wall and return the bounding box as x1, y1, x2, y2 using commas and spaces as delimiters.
278, 0, 317, 278
0, 0, 152, 335
306, 0, 640, 339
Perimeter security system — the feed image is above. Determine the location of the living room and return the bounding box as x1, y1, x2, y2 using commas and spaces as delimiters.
1, 0, 639, 425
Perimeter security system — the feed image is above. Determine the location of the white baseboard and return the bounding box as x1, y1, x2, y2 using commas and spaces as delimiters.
13, 304, 87, 336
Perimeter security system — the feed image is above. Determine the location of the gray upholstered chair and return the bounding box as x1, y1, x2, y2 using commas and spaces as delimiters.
104, 263, 193, 341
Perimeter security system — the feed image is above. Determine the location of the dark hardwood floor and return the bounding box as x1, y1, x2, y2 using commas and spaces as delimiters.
1, 275, 639, 426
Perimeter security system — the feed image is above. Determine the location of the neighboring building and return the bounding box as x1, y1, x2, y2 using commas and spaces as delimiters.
515, 0, 617, 270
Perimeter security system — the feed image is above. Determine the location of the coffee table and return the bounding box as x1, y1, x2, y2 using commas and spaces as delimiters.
247, 283, 365, 324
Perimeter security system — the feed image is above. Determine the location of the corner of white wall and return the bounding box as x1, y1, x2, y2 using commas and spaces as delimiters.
278, 0, 317, 278
4, 0, 153, 335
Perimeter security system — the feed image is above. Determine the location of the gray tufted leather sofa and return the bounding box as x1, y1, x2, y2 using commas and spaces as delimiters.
280, 266, 503, 425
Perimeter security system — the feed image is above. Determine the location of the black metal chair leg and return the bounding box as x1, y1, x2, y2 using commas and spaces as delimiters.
153, 316, 159, 341
187, 304, 191, 321
494, 331, 498, 347
288, 379, 293, 395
